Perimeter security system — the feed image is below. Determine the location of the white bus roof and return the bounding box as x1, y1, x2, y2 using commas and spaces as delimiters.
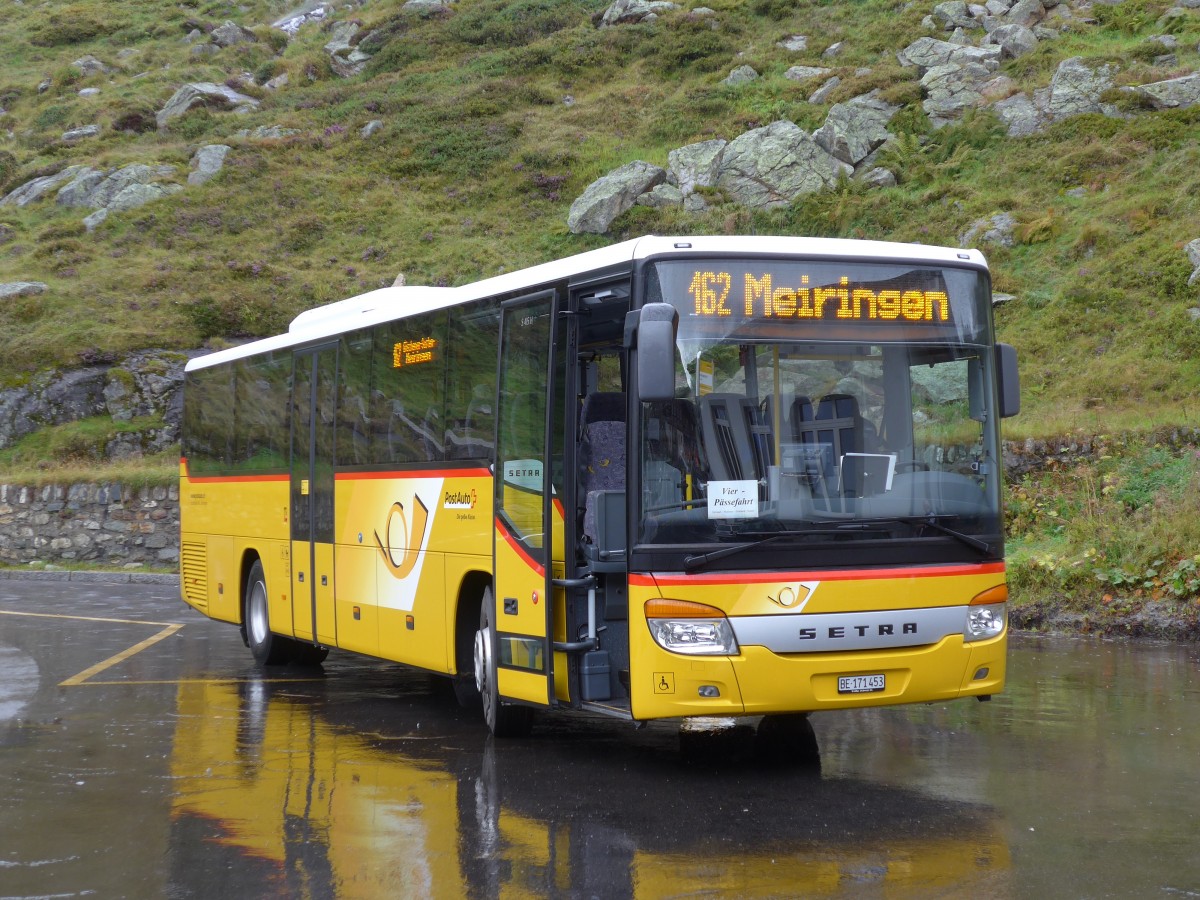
185, 236, 987, 372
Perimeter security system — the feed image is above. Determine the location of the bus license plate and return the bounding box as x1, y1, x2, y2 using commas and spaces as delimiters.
838, 674, 885, 694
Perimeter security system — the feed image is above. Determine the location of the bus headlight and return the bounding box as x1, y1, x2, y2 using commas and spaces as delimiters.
965, 603, 1006, 641
645, 599, 738, 656
965, 584, 1007, 642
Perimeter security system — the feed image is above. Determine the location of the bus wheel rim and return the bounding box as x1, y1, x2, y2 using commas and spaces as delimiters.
249, 585, 267, 645
474, 626, 489, 697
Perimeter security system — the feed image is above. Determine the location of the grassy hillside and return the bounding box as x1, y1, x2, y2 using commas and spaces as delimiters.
1, 0, 1197, 433
2, 0, 1200, 624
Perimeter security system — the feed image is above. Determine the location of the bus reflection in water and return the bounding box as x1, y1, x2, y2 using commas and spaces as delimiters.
169, 678, 1011, 897
179, 236, 1019, 738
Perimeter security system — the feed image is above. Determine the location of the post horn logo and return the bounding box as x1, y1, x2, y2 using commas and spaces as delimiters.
768, 582, 818, 611
374, 494, 429, 580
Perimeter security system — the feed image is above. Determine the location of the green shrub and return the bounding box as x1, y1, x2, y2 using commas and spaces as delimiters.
645, 18, 735, 76
29, 5, 121, 46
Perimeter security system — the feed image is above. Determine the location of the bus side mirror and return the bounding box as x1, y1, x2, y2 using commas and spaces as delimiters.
996, 342, 1020, 418
635, 303, 678, 403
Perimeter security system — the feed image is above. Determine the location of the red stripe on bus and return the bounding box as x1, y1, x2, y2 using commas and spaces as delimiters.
630, 561, 1005, 587
495, 518, 545, 576
179, 460, 289, 484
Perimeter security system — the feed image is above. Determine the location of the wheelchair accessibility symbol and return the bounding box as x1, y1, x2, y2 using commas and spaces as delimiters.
653, 672, 675, 694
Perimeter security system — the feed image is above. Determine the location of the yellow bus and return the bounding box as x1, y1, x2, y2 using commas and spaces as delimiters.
180, 235, 1019, 736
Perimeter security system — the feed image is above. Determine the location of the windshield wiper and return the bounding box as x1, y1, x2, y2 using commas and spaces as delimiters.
682, 526, 844, 571
841, 515, 994, 555
683, 533, 789, 571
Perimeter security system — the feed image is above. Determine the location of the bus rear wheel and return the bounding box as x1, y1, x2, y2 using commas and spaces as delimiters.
474, 589, 533, 737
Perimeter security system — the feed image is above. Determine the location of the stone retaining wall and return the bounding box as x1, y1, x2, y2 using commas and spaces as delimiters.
0, 483, 179, 569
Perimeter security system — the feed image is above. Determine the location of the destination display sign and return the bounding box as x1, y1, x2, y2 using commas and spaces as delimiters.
392, 336, 437, 368
650, 258, 986, 342
687, 270, 952, 324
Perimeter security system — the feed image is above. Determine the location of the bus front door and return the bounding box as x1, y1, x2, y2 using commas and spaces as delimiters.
290, 345, 337, 646
491, 292, 560, 709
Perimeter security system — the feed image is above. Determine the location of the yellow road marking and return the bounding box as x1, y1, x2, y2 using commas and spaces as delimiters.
1, 608, 327, 687
0, 608, 177, 627
59, 624, 184, 686
73, 678, 326, 686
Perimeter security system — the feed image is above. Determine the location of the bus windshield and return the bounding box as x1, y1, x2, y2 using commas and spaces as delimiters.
638, 258, 1003, 566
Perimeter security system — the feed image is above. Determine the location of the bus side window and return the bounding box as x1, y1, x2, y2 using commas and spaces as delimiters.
445, 300, 500, 461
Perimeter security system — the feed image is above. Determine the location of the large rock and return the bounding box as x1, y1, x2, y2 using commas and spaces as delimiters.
983, 23, 1039, 58
992, 90, 1047, 136
106, 182, 183, 212
1047, 57, 1117, 120
922, 61, 995, 126
997, 0, 1046, 28
568, 160, 666, 234
156, 83, 260, 130
0, 166, 90, 208
273, 2, 334, 36
932, 1, 979, 30
62, 124, 102, 143
723, 65, 759, 86
211, 20, 258, 47
0, 351, 193, 451
813, 92, 900, 166
668, 139, 726, 195
897, 36, 1001, 73
1134, 73, 1200, 110
188, 144, 231, 186
324, 21, 372, 77
598, 0, 679, 26
637, 182, 684, 209
784, 65, 832, 83
716, 120, 851, 210
961, 212, 1017, 248
0, 282, 48, 301
1187, 239, 1200, 287
56, 164, 178, 210
70, 55, 111, 76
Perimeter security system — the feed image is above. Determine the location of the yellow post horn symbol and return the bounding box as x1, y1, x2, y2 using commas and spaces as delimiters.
374, 495, 429, 580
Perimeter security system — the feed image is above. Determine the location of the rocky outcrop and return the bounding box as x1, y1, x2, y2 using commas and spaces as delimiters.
0, 350, 192, 452
668, 140, 726, 196
273, 2, 335, 36
897, 37, 1002, 73
813, 93, 900, 166
211, 20, 259, 48
717, 121, 850, 210
1133, 73, 1200, 110
188, 144, 231, 186
1046, 56, 1117, 119
0, 166, 90, 208
598, 0, 680, 26
56, 164, 179, 209
156, 82, 260, 130
567, 160, 666, 234
324, 21, 373, 77
922, 61, 997, 127
0, 282, 48, 300
5, 161, 186, 229
70, 54, 111, 76
1186, 238, 1200, 288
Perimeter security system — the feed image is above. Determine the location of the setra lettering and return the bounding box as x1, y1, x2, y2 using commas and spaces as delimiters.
797, 622, 919, 640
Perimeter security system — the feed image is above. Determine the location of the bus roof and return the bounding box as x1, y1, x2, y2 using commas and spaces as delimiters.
185, 236, 988, 372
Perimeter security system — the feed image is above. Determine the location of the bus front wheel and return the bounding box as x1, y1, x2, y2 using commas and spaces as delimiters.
474, 589, 533, 737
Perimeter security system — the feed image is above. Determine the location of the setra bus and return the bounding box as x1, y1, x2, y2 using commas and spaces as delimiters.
179, 235, 1019, 736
